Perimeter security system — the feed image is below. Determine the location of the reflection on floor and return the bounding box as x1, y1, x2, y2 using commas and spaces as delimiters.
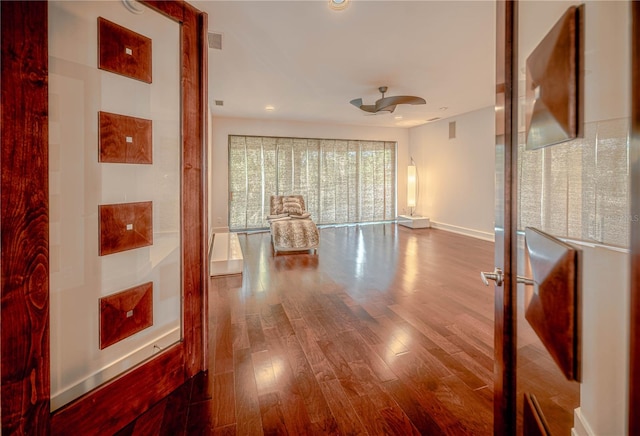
116, 224, 576, 435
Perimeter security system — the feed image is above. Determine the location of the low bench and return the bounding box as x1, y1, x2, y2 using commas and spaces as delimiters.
210, 232, 243, 276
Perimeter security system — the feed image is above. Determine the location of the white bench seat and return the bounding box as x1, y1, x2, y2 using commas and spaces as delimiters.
210, 232, 243, 276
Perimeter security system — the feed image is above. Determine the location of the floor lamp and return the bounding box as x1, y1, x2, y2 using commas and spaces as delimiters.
407, 162, 417, 216
398, 158, 430, 229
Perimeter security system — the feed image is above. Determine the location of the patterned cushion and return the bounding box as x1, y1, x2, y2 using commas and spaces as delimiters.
270, 196, 285, 215
267, 213, 289, 220
270, 195, 307, 215
290, 212, 311, 219
282, 196, 303, 215
270, 219, 319, 251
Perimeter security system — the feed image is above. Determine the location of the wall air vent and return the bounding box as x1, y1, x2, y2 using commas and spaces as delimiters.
449, 121, 456, 139
215, 100, 224, 106
208, 32, 222, 50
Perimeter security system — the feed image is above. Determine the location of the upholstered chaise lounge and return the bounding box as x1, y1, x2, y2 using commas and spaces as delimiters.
267, 195, 319, 254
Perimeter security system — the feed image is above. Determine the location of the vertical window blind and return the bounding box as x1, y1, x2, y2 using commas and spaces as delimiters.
228, 135, 396, 230
518, 117, 630, 248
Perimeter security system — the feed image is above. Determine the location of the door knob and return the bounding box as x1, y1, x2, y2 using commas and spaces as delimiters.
481, 268, 503, 286
480, 269, 534, 287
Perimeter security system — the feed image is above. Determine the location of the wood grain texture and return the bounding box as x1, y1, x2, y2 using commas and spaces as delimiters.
98, 17, 152, 83
630, 3, 640, 434
524, 227, 581, 381
100, 282, 153, 349
0, 2, 50, 434
180, 3, 208, 378
48, 1, 208, 433
122, 226, 582, 434
99, 111, 153, 164
52, 345, 185, 435
99, 201, 153, 256
494, 1, 518, 434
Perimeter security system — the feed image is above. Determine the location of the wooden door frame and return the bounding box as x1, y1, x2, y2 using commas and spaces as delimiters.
630, 2, 640, 434
494, 1, 518, 434
0, 1, 208, 433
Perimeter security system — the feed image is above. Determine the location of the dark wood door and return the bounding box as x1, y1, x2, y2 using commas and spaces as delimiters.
493, 2, 518, 433
494, 1, 638, 434
1, 1, 208, 433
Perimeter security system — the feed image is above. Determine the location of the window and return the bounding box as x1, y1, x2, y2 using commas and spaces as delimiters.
229, 135, 396, 230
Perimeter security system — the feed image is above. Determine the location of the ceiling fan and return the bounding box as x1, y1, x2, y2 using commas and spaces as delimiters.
350, 86, 426, 114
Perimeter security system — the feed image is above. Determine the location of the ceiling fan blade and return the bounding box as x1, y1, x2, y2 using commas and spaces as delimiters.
377, 104, 397, 114
375, 95, 426, 112
350, 98, 377, 113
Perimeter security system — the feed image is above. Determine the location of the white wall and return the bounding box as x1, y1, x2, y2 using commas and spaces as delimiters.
575, 244, 629, 436
408, 106, 496, 240
210, 116, 410, 234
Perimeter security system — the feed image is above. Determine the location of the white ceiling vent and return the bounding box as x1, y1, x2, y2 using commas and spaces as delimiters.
208, 32, 223, 50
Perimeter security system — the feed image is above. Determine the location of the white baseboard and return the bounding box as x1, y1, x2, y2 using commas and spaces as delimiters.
211, 226, 230, 234
572, 408, 595, 436
430, 221, 495, 242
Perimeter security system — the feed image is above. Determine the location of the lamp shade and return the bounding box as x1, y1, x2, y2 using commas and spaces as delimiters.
407, 164, 417, 208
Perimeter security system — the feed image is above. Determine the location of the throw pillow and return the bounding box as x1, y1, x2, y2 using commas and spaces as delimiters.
282, 197, 303, 215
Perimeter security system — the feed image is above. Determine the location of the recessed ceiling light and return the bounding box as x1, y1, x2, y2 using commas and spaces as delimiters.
394, 115, 403, 120
328, 0, 349, 11
122, 0, 144, 14
439, 107, 448, 111
265, 105, 275, 112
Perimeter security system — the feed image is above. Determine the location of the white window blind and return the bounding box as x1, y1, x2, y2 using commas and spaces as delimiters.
518, 117, 630, 248
229, 135, 396, 230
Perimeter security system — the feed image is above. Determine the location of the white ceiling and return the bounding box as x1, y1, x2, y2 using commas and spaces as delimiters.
192, 0, 497, 129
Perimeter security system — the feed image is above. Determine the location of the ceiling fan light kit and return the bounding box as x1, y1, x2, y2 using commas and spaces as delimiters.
350, 86, 426, 114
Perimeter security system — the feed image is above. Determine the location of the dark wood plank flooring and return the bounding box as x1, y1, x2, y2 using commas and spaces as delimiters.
118, 224, 498, 435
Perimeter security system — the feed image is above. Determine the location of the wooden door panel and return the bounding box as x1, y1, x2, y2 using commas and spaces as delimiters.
1, 1, 207, 433
524, 227, 581, 381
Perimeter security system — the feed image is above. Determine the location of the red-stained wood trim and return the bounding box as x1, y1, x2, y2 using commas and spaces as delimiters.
99, 111, 153, 164
142, 0, 209, 379
630, 2, 640, 434
98, 17, 153, 83
494, 1, 518, 435
143, 1, 186, 21
0, 2, 51, 434
99, 282, 154, 349
199, 9, 210, 371
52, 345, 185, 435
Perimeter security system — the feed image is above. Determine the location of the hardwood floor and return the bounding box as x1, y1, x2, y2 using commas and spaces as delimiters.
117, 224, 497, 435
